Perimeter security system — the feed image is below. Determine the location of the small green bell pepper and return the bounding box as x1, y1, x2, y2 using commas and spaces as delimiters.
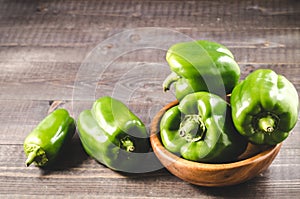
160, 92, 248, 163
231, 69, 299, 145
163, 40, 240, 100
77, 96, 151, 172
24, 109, 75, 167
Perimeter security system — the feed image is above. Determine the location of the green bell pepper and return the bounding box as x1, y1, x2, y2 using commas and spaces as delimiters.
163, 40, 240, 100
24, 109, 75, 167
77, 96, 151, 172
160, 92, 248, 163
231, 69, 299, 145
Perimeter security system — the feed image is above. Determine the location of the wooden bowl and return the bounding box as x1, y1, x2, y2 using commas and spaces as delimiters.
150, 101, 282, 187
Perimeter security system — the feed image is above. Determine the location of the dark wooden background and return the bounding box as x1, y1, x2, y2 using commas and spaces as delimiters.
1, 0, 300, 198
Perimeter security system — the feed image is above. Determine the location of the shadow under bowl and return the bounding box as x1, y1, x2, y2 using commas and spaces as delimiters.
150, 100, 282, 187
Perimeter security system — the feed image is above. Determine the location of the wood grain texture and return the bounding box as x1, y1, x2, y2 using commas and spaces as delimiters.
0, 0, 300, 197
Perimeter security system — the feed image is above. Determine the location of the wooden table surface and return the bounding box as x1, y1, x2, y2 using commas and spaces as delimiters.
1, 0, 300, 198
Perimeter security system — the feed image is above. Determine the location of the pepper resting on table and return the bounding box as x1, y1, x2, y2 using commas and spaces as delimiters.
77, 96, 151, 173
230, 69, 299, 145
23, 109, 76, 167
163, 40, 240, 100
160, 92, 248, 163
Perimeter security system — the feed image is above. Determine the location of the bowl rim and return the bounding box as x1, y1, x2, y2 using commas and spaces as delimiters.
150, 100, 282, 171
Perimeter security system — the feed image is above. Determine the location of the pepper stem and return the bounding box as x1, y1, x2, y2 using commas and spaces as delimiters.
25, 148, 38, 167
258, 116, 276, 134
121, 137, 135, 152
24, 144, 48, 167
162, 72, 181, 92
179, 115, 206, 142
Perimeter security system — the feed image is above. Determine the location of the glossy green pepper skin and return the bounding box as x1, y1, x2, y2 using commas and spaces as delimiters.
231, 69, 299, 145
160, 92, 248, 163
24, 109, 75, 167
77, 96, 151, 172
163, 40, 240, 100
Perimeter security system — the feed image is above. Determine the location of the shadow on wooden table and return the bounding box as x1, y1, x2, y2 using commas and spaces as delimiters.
192, 176, 269, 197
39, 135, 89, 173
38, 133, 164, 177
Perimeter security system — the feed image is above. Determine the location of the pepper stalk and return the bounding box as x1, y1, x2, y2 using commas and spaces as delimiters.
179, 114, 206, 142
120, 136, 135, 152
163, 72, 181, 92
257, 114, 278, 134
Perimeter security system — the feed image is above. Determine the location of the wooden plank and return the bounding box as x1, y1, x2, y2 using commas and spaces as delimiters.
0, 21, 299, 48
0, 0, 299, 48
0, 61, 79, 100
0, 60, 299, 102
0, 100, 56, 144
0, 99, 174, 144
2, 139, 299, 168
0, 144, 299, 197
1, 0, 299, 26
1, 28, 300, 64
0, 96, 299, 147
0, 47, 90, 63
